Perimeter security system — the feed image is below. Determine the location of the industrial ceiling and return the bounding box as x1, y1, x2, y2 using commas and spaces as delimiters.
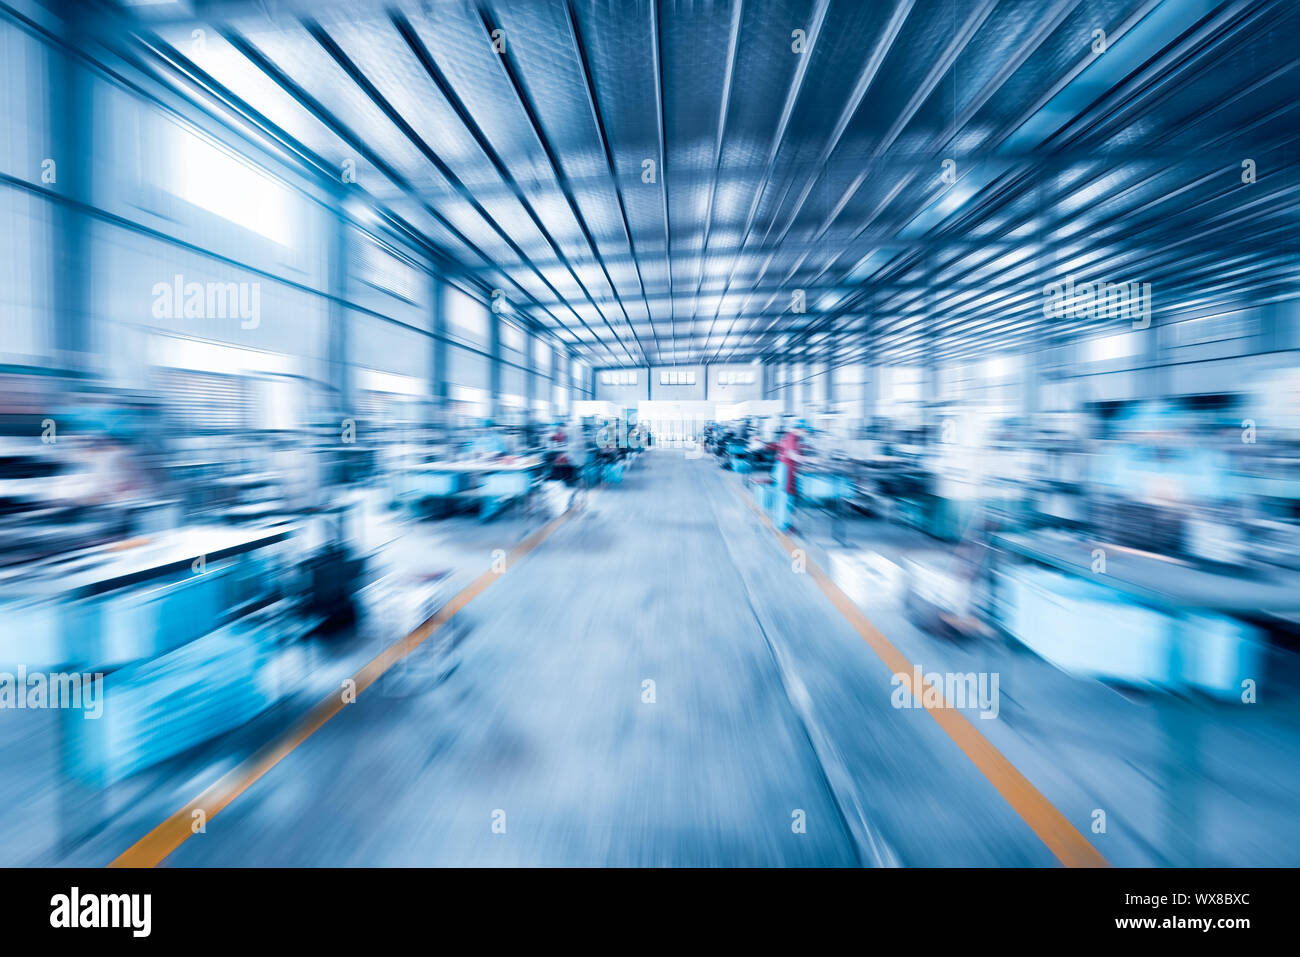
107, 0, 1299, 369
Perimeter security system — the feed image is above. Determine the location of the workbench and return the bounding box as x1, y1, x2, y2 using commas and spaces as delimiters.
1, 527, 304, 828
0, 525, 293, 672
990, 530, 1300, 696
399, 457, 543, 519
995, 531, 1300, 616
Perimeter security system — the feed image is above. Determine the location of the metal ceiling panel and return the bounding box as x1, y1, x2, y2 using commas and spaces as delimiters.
115, 0, 1300, 369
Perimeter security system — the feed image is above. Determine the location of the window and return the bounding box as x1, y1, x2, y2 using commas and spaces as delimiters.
877, 365, 923, 419
532, 337, 551, 376
499, 320, 525, 353
449, 385, 489, 419
883, 366, 922, 402
353, 237, 421, 303
357, 368, 424, 396
600, 370, 637, 386
978, 354, 1019, 381
837, 364, 867, 385
170, 129, 292, 245
1170, 312, 1255, 347
446, 287, 489, 345
1086, 331, 1141, 363
659, 369, 697, 386
718, 370, 756, 386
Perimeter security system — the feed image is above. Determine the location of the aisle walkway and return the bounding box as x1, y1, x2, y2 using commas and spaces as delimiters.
139, 450, 1067, 866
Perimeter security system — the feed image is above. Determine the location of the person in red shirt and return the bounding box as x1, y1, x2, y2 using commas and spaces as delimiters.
774, 422, 807, 532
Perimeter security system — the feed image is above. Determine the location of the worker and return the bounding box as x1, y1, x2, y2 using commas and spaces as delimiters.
547, 422, 575, 484
562, 420, 590, 509
774, 420, 808, 532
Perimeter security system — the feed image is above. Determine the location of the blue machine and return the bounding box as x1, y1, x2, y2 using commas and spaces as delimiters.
65, 611, 287, 787
477, 466, 536, 519
797, 471, 851, 504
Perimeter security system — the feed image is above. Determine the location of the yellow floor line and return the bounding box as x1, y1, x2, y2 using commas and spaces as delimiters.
735, 483, 1109, 868
109, 502, 578, 868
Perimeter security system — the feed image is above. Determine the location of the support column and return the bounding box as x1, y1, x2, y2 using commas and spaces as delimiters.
862, 366, 876, 422
327, 208, 351, 417
555, 351, 569, 418
1023, 346, 1042, 417
921, 362, 939, 431
429, 277, 448, 411
50, 13, 93, 373
523, 330, 536, 422
1139, 310, 1164, 400
488, 307, 501, 421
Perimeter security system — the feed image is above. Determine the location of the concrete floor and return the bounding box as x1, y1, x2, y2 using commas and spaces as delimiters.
10, 447, 1299, 866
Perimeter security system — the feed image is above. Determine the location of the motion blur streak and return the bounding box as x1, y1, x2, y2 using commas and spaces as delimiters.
2, 0, 1298, 869
738, 486, 1109, 868
110, 504, 577, 868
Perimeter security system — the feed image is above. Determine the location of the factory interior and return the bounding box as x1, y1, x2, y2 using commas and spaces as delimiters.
1, 0, 1298, 869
